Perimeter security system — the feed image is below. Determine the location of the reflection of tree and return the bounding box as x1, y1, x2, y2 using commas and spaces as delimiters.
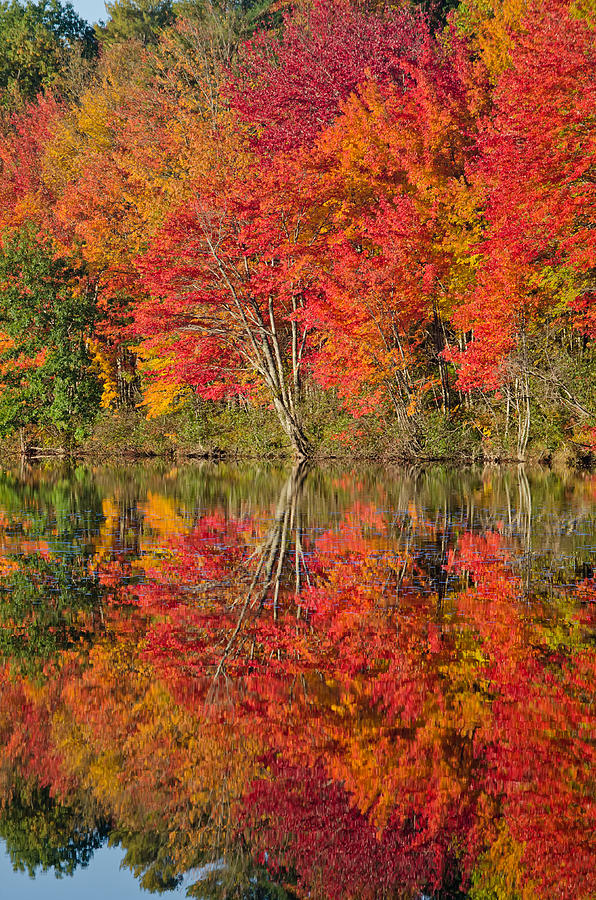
209, 463, 310, 690
132, 502, 595, 897
242, 759, 466, 900
0, 554, 104, 674
136, 464, 313, 706
246, 463, 310, 616
0, 784, 108, 878
450, 536, 596, 899
0, 467, 102, 545
236, 528, 595, 899
109, 826, 182, 893
0, 467, 108, 674
0, 464, 593, 897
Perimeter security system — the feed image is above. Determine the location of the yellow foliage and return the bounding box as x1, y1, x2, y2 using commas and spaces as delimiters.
91, 497, 121, 567
87, 339, 118, 408
0, 332, 15, 356
470, 820, 537, 899
135, 342, 192, 418
571, 0, 596, 22
141, 376, 190, 419
452, 0, 529, 82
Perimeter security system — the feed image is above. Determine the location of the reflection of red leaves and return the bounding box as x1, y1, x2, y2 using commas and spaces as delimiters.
574, 576, 596, 607
0, 506, 593, 898
427, 622, 442, 654
241, 759, 452, 899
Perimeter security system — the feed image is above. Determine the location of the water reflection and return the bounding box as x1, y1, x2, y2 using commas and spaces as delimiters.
0, 463, 594, 898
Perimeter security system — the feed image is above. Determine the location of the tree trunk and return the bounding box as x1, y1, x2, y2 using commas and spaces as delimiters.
431, 299, 451, 412
515, 328, 531, 460
273, 397, 312, 460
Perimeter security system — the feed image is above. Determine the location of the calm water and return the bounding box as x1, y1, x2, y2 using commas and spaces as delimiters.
0, 462, 594, 899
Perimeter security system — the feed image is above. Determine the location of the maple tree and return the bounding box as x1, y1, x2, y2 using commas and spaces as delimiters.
138, 159, 324, 457
0, 0, 591, 458
448, 0, 596, 453
0, 91, 65, 236
304, 36, 485, 428
228, 0, 427, 154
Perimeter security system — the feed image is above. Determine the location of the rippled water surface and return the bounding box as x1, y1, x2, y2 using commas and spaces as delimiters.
0, 462, 594, 899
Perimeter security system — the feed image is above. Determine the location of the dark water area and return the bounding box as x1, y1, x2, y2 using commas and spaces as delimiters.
0, 462, 594, 899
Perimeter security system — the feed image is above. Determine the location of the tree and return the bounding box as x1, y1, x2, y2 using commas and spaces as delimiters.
304, 37, 484, 433
97, 0, 173, 45
138, 158, 325, 458
0, 93, 65, 237
0, 0, 96, 105
228, 0, 427, 154
0, 226, 100, 441
449, 0, 596, 433
155, 0, 277, 128
43, 29, 248, 410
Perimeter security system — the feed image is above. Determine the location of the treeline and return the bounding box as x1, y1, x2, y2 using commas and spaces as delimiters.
0, 0, 594, 460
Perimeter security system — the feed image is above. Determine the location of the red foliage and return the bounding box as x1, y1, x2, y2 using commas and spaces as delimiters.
304, 37, 483, 408
0, 95, 65, 238
137, 155, 322, 404
452, 0, 596, 388
228, 0, 427, 153
242, 759, 457, 899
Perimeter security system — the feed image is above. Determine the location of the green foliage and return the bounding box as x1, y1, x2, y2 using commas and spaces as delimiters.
83, 406, 182, 457
169, 398, 288, 457
173, 0, 280, 42
0, 464, 102, 527
112, 827, 183, 892
98, 0, 173, 45
0, 553, 103, 674
418, 408, 482, 459
0, 0, 96, 104
0, 784, 108, 877
84, 398, 291, 459
0, 226, 101, 440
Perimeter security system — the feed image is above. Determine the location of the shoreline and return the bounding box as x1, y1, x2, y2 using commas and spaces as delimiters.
2, 444, 593, 471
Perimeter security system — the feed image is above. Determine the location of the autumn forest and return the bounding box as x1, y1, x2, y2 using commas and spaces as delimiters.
0, 0, 594, 461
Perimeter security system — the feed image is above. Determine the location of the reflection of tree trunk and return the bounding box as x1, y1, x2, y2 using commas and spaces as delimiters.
432, 498, 450, 612
210, 464, 309, 689
247, 462, 309, 611
517, 465, 532, 560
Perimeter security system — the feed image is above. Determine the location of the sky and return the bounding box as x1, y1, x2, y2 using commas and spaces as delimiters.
71, 0, 108, 25
0, 845, 150, 899
0, 843, 199, 897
